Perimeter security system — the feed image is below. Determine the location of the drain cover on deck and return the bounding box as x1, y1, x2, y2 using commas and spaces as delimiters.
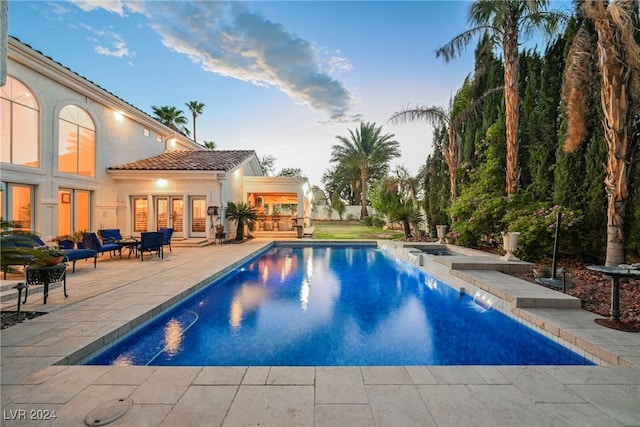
84, 397, 133, 426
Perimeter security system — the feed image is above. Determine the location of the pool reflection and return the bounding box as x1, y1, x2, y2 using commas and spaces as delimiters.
86, 245, 593, 366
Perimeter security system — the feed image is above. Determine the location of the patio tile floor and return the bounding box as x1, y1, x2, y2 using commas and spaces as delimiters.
1, 239, 639, 426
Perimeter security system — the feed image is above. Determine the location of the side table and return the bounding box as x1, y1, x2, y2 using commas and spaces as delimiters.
25, 263, 68, 304
215, 232, 226, 245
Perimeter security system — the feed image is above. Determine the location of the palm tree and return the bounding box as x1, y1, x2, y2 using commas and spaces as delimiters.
437, 0, 562, 195
151, 105, 190, 136
225, 202, 257, 242
390, 201, 423, 239
562, 0, 640, 266
185, 101, 205, 142
392, 165, 420, 210
390, 81, 502, 201
331, 122, 400, 219
202, 141, 216, 150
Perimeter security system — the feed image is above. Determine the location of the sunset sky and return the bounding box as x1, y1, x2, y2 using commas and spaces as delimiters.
8, 1, 569, 186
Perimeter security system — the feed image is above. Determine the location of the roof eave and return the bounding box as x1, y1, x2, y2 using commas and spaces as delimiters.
107, 169, 227, 180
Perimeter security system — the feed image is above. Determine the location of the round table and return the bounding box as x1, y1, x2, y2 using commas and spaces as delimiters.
25, 263, 68, 304
586, 265, 640, 320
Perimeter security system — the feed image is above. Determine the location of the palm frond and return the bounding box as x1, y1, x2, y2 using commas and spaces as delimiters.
451, 86, 504, 127
436, 27, 493, 62
389, 106, 449, 129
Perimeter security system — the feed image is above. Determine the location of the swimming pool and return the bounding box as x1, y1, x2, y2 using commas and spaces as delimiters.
85, 244, 593, 366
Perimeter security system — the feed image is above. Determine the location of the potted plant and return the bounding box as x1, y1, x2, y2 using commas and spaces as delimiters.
215, 224, 225, 235
225, 202, 257, 242
31, 245, 66, 266
0, 219, 66, 273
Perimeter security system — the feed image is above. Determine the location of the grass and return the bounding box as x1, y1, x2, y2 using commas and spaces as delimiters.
313, 222, 405, 240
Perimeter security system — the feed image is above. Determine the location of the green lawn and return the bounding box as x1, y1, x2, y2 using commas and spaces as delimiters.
312, 222, 404, 240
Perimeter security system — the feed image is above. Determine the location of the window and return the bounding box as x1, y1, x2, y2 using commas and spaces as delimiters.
57, 189, 91, 236
58, 105, 95, 177
0, 76, 40, 167
0, 183, 34, 230
191, 197, 206, 233
133, 197, 148, 232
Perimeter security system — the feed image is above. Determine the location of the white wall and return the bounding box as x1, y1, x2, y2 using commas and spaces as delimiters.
310, 205, 376, 220
3, 41, 202, 239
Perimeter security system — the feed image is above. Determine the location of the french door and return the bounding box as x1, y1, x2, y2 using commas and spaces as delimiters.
156, 197, 183, 237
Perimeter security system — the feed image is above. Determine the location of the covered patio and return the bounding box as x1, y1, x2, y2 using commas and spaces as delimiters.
244, 176, 312, 236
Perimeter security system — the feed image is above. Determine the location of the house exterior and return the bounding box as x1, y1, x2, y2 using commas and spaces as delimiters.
1, 36, 310, 242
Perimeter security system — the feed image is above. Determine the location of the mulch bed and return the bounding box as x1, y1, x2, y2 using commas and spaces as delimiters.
1, 311, 47, 329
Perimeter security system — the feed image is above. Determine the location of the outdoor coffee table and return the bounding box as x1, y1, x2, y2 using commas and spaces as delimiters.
25, 263, 67, 304
117, 238, 140, 258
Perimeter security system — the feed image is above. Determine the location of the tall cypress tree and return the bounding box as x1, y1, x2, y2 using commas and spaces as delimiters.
518, 49, 543, 193
527, 36, 565, 200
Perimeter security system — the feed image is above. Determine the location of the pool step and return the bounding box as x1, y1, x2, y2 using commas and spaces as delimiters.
0, 281, 61, 305
451, 269, 581, 309
170, 238, 214, 248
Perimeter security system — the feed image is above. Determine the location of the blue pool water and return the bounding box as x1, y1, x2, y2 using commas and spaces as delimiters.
85, 245, 593, 366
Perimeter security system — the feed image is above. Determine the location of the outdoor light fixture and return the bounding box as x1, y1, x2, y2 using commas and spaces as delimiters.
558, 267, 569, 293
156, 178, 168, 188
113, 110, 124, 122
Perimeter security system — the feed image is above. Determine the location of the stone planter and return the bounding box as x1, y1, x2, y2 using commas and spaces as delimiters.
436, 225, 448, 244
501, 231, 521, 261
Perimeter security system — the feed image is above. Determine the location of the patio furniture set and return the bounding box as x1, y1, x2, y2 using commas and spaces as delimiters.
1, 228, 173, 305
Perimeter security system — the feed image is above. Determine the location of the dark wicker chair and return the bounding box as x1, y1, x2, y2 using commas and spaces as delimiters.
138, 232, 164, 261
159, 227, 174, 252
83, 232, 122, 259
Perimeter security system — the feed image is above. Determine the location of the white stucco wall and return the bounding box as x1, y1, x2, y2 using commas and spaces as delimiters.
3, 38, 199, 239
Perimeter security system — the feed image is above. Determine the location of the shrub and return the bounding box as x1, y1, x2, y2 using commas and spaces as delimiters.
363, 216, 373, 226
449, 192, 506, 247
372, 216, 385, 227
503, 203, 584, 261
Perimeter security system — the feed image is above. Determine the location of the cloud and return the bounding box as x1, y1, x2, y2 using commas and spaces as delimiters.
71, 1, 355, 121
78, 23, 134, 60
70, 0, 126, 16
95, 40, 132, 58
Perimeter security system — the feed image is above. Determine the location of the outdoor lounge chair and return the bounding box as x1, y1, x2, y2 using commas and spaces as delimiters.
83, 232, 122, 259
57, 239, 98, 273
138, 231, 164, 261
303, 226, 315, 238
159, 227, 173, 252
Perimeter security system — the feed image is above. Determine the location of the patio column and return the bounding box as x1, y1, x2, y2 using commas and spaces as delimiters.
297, 191, 305, 226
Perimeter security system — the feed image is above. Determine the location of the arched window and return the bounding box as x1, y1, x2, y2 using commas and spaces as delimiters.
0, 76, 40, 167
58, 105, 95, 177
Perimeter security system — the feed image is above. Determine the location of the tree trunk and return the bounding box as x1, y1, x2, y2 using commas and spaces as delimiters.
503, 19, 520, 195
593, 13, 632, 266
236, 220, 244, 241
360, 168, 368, 219
403, 219, 412, 238
192, 113, 197, 142
445, 126, 459, 201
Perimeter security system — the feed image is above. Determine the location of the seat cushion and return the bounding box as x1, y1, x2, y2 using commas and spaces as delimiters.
99, 243, 121, 253
63, 249, 97, 261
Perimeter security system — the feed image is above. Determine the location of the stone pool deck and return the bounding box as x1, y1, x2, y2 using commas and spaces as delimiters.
1, 239, 639, 426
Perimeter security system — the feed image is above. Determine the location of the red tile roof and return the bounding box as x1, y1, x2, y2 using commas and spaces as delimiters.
107, 150, 257, 171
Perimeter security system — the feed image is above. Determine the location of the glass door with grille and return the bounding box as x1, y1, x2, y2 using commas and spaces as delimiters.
156, 197, 183, 237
